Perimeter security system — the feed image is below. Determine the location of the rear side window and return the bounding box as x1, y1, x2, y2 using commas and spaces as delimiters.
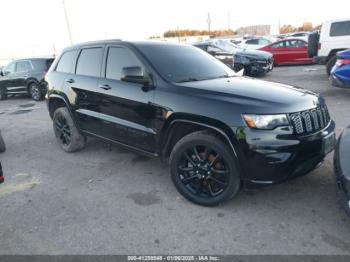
16, 61, 32, 72
76, 48, 103, 77
330, 21, 350, 37
105, 47, 143, 81
32, 59, 54, 71
56, 50, 77, 73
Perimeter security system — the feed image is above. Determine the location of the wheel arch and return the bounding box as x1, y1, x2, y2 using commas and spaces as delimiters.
327, 49, 346, 62
48, 95, 78, 127
160, 113, 239, 161
25, 78, 40, 92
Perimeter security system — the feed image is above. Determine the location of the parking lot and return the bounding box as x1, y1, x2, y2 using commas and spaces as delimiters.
0, 64, 350, 255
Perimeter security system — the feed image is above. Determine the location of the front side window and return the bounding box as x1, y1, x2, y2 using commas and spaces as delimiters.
330, 21, 350, 37
56, 50, 78, 73
105, 47, 143, 81
76, 48, 103, 77
16, 61, 31, 72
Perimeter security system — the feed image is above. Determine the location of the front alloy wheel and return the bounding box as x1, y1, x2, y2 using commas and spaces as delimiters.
170, 131, 240, 206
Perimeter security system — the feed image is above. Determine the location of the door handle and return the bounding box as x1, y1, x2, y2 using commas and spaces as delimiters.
65, 78, 75, 84
98, 84, 111, 90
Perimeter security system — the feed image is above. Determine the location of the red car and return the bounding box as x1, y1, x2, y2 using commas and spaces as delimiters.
259, 39, 313, 65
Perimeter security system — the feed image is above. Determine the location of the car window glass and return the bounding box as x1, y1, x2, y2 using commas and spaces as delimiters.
76, 48, 103, 77
271, 41, 285, 48
330, 21, 350, 37
3, 62, 15, 74
16, 61, 31, 72
258, 39, 270, 45
32, 59, 54, 71
56, 50, 78, 73
246, 39, 258, 45
106, 47, 143, 81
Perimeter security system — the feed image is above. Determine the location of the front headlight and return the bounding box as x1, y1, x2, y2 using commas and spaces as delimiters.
243, 114, 289, 130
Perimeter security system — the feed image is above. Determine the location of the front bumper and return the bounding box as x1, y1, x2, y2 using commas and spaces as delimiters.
334, 126, 350, 215
233, 120, 336, 188
234, 56, 274, 76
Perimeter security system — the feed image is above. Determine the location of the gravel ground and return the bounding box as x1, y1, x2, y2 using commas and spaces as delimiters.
0, 65, 350, 255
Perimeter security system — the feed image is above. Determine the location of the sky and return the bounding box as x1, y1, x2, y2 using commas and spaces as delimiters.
0, 0, 349, 63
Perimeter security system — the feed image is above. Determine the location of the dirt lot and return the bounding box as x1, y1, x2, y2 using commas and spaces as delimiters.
0, 65, 350, 255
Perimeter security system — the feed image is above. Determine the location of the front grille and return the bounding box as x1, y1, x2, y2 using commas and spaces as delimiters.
289, 105, 330, 135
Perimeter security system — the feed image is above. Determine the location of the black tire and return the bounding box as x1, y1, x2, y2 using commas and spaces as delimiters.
169, 131, 241, 206
0, 88, 8, 101
326, 55, 337, 76
0, 132, 6, 153
53, 107, 86, 152
28, 82, 44, 101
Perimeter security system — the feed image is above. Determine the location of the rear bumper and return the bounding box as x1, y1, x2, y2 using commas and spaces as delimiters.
312, 56, 327, 65
233, 120, 336, 189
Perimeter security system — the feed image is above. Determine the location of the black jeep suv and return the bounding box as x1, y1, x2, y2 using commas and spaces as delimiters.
0, 58, 54, 101
46, 40, 336, 206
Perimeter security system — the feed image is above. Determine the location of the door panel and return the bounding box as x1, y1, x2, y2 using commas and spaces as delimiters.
96, 45, 157, 152
96, 78, 157, 152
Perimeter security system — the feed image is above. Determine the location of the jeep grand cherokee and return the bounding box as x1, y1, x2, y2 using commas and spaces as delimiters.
45, 40, 336, 206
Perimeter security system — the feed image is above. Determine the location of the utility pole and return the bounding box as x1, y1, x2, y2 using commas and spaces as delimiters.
62, 0, 73, 45
207, 13, 211, 35
227, 12, 231, 30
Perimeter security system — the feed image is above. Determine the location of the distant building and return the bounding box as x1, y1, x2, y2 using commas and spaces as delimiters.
149, 35, 210, 44
236, 25, 271, 36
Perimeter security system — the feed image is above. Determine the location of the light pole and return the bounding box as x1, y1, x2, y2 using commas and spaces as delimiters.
207, 13, 211, 35
62, 0, 73, 45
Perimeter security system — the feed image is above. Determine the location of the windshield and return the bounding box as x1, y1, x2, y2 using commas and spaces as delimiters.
137, 44, 235, 83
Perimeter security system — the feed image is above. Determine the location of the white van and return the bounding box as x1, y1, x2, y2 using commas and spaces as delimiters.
309, 18, 350, 75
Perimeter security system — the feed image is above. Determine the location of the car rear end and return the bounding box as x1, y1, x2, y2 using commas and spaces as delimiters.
331, 49, 350, 88
31, 58, 54, 94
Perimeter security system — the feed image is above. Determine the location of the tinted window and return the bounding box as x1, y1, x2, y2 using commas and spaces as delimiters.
106, 47, 143, 80
32, 59, 54, 71
16, 61, 31, 72
246, 39, 259, 45
56, 50, 77, 73
137, 44, 234, 83
330, 21, 350, 37
76, 48, 103, 77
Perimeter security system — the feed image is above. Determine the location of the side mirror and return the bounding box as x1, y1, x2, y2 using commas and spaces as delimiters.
121, 66, 151, 85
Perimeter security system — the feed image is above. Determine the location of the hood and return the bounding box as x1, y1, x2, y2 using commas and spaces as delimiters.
175, 77, 320, 114
235, 49, 272, 59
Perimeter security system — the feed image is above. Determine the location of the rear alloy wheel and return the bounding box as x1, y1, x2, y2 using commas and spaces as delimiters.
53, 107, 86, 152
170, 131, 240, 206
29, 82, 43, 101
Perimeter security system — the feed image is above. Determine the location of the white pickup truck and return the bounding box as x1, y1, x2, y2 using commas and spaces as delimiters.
308, 18, 350, 75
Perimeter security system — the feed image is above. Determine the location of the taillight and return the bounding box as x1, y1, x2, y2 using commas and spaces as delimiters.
317, 43, 321, 50
336, 59, 350, 67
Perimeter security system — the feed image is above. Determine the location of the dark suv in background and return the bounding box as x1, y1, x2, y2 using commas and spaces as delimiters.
0, 58, 54, 101
46, 40, 335, 206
